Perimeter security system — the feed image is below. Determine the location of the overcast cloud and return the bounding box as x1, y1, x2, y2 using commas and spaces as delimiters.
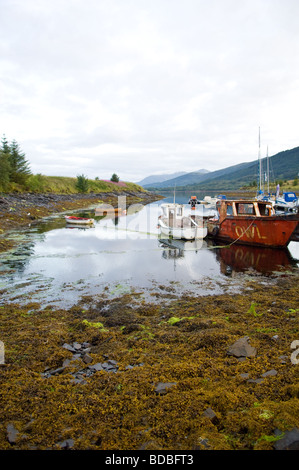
1, 0, 299, 182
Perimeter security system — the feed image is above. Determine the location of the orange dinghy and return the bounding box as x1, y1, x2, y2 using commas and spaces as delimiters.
207, 199, 298, 248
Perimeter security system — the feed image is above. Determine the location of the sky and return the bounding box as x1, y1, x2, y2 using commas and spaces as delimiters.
1, 0, 299, 183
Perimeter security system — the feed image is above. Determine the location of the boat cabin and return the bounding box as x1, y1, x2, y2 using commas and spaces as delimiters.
217, 200, 275, 222
160, 203, 184, 225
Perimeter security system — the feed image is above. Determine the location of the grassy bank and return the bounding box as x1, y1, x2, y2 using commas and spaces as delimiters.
5, 174, 146, 195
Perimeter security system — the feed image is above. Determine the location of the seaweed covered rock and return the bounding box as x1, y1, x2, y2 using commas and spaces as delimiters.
274, 428, 299, 450
227, 336, 257, 359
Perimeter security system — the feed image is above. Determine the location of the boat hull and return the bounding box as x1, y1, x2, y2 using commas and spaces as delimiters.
65, 216, 94, 225
208, 215, 298, 248
159, 220, 207, 240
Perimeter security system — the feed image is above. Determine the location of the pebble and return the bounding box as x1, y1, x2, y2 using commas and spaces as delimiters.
154, 382, 177, 395
41, 341, 143, 383
6, 423, 19, 445
203, 407, 218, 424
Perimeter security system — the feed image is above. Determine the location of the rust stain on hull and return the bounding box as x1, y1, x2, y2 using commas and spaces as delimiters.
208, 200, 298, 248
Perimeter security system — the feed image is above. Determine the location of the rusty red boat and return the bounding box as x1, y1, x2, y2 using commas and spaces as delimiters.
207, 199, 298, 248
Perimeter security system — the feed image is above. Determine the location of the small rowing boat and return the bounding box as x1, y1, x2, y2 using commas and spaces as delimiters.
65, 216, 94, 225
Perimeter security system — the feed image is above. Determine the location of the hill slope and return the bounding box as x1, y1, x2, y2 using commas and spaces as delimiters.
145, 146, 299, 191
139, 169, 209, 187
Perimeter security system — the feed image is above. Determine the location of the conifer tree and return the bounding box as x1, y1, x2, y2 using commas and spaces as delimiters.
0, 135, 11, 190
1, 134, 10, 155
9, 139, 31, 184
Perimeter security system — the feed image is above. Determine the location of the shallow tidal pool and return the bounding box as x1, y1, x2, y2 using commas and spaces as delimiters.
0, 195, 298, 308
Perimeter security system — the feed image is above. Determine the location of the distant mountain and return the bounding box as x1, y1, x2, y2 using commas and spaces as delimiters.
137, 171, 187, 186
145, 146, 299, 191
141, 169, 210, 188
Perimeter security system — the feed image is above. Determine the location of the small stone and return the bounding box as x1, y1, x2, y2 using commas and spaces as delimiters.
50, 366, 66, 375
261, 369, 277, 378
72, 354, 82, 361
72, 342, 82, 350
89, 363, 103, 371
57, 438, 75, 449
247, 378, 264, 384
203, 407, 218, 424
6, 423, 19, 445
279, 355, 288, 364
107, 359, 117, 366
62, 343, 76, 353
154, 382, 177, 395
62, 358, 71, 368
82, 354, 93, 364
240, 373, 250, 379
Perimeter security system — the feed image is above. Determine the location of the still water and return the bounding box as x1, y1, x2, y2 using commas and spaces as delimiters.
0, 193, 298, 308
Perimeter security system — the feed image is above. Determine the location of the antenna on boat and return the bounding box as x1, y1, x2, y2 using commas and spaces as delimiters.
173, 184, 176, 204
266, 146, 270, 195
257, 126, 263, 194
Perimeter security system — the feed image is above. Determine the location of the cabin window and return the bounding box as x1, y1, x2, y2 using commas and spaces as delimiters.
227, 205, 233, 215
236, 203, 254, 215
259, 204, 271, 216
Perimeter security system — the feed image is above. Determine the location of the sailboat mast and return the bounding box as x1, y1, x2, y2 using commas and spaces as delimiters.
257, 127, 263, 193
267, 146, 270, 194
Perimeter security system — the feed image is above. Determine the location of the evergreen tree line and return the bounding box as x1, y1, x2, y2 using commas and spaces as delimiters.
0, 134, 31, 190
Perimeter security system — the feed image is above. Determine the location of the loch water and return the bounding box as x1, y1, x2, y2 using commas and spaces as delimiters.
0, 193, 298, 308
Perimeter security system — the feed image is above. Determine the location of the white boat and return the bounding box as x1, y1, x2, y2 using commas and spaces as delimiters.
65, 216, 95, 225
158, 203, 207, 240
274, 192, 299, 214
201, 194, 227, 206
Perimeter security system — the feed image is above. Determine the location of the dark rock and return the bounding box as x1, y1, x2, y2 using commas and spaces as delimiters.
6, 423, 19, 444
261, 369, 277, 378
274, 428, 299, 450
193, 437, 210, 450
203, 407, 218, 424
107, 359, 117, 365
89, 363, 103, 371
247, 378, 264, 384
82, 354, 93, 364
240, 373, 250, 379
50, 366, 66, 375
57, 438, 75, 449
227, 336, 257, 358
279, 355, 288, 364
154, 382, 177, 395
62, 343, 76, 353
